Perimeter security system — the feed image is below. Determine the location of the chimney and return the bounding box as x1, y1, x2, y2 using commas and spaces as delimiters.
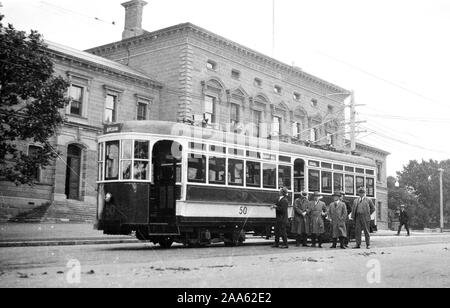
121, 0, 148, 40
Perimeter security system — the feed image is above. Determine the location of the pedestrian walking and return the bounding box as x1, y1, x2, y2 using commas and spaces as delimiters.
397, 205, 410, 236
307, 192, 327, 248
328, 191, 348, 249
351, 188, 375, 249
271, 187, 289, 249
291, 191, 309, 247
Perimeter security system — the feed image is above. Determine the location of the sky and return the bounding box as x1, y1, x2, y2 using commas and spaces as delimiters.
2, 0, 450, 177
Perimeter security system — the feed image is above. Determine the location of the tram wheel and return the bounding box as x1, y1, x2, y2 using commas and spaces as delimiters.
159, 238, 174, 249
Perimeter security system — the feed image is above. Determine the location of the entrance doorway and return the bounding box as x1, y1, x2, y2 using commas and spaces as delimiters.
65, 144, 82, 200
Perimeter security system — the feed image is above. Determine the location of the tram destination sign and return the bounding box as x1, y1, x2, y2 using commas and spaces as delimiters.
104, 124, 123, 134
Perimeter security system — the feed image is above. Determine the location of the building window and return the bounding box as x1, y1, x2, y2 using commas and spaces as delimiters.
28, 145, 42, 182
293, 92, 301, 101
310, 128, 319, 142
204, 95, 216, 124
206, 60, 217, 70
231, 69, 241, 79
292, 122, 302, 138
311, 99, 318, 108
68, 85, 84, 116
253, 111, 262, 138
230, 103, 240, 127
272, 116, 281, 136
254, 78, 262, 87
137, 102, 148, 121
105, 94, 117, 123
274, 85, 282, 95
377, 162, 383, 182
326, 132, 334, 145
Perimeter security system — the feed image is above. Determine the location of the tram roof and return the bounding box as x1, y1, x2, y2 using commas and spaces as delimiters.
106, 121, 376, 168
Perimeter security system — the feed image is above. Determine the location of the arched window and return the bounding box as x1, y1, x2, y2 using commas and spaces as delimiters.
292, 106, 308, 140
201, 78, 226, 127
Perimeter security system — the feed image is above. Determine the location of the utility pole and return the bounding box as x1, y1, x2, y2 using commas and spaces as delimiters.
350, 91, 356, 152
439, 168, 444, 233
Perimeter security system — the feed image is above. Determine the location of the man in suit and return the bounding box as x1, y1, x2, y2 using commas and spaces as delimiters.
351, 187, 375, 249
397, 205, 410, 236
272, 187, 289, 249
308, 191, 327, 248
341, 192, 352, 247
291, 191, 309, 247
328, 191, 348, 249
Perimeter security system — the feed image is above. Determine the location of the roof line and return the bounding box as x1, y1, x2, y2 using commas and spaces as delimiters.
86, 22, 349, 94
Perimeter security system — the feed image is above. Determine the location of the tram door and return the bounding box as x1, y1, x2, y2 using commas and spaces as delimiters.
294, 159, 305, 195
151, 141, 182, 222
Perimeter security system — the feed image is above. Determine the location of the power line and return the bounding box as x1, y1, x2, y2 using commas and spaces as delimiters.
316, 50, 450, 111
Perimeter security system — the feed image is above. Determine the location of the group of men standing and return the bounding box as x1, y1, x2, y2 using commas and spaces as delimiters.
272, 187, 375, 249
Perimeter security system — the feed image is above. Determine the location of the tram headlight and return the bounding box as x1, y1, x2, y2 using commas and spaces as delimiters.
105, 193, 113, 203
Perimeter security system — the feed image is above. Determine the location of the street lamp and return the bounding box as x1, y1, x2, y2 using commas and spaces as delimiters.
439, 168, 444, 233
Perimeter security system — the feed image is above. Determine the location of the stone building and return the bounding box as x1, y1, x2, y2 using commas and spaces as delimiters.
0, 41, 161, 222
0, 0, 389, 226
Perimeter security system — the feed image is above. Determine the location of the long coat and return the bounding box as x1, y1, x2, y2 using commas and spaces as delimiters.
399, 210, 409, 224
275, 196, 289, 225
291, 197, 308, 234
351, 197, 375, 222
328, 201, 348, 238
307, 200, 327, 235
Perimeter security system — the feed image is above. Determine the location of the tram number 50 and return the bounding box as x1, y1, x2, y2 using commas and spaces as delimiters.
239, 206, 248, 215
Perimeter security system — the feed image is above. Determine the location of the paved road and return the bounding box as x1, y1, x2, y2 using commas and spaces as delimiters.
1, 234, 449, 288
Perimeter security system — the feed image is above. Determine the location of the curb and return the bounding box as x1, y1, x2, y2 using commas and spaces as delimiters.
0, 238, 139, 248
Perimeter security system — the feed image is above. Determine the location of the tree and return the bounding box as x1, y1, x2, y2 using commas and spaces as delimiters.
390, 159, 450, 229
0, 14, 70, 185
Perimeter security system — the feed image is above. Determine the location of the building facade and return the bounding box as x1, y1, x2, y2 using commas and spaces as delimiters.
0, 0, 389, 226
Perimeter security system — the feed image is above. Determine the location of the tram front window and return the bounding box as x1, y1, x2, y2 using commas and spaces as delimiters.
105, 141, 119, 180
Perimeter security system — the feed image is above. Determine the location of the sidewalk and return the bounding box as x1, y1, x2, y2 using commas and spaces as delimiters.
0, 223, 138, 248
1, 223, 448, 248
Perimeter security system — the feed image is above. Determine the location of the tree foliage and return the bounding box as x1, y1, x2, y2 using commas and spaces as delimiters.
0, 15, 70, 185
388, 159, 450, 229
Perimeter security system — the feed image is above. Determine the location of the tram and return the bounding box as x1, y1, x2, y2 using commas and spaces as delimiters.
95, 121, 377, 248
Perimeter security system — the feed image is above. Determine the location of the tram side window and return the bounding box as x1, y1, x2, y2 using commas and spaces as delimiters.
356, 176, 365, 191
278, 165, 292, 190
308, 170, 320, 192
334, 173, 344, 192
188, 154, 206, 183
246, 161, 261, 188
321, 171, 333, 194
263, 164, 277, 189
345, 175, 355, 195
367, 178, 375, 197
209, 157, 226, 185
134, 141, 150, 180
105, 141, 119, 180
121, 140, 133, 180
228, 159, 244, 186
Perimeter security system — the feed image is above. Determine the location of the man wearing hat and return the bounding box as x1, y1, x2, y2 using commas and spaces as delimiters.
328, 191, 348, 249
308, 191, 327, 248
291, 191, 309, 247
351, 187, 375, 249
341, 191, 352, 247
397, 205, 410, 236
271, 187, 290, 249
